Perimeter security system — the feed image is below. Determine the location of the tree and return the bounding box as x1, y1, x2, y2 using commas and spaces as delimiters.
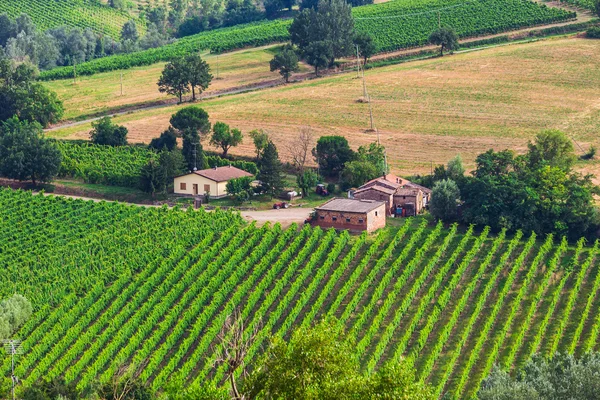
185, 54, 212, 101
313, 135, 355, 177
0, 294, 32, 340
479, 353, 600, 400
270, 45, 299, 83
170, 106, 211, 138
357, 142, 388, 175
428, 27, 459, 56
289, 0, 354, 69
158, 148, 186, 180
244, 319, 434, 399
158, 58, 190, 103
446, 154, 465, 181
527, 129, 576, 171
140, 159, 167, 196
249, 129, 270, 162
353, 32, 376, 64
210, 122, 243, 157
121, 20, 139, 43
300, 0, 319, 9
297, 169, 318, 197
89, 116, 128, 146
226, 176, 255, 203
0, 14, 17, 48
149, 127, 178, 151
20, 377, 80, 400
430, 179, 460, 221
0, 117, 61, 185
595, 0, 600, 17
286, 126, 314, 172
258, 141, 284, 198
182, 129, 208, 171
304, 41, 332, 76
341, 160, 379, 188
0, 57, 63, 126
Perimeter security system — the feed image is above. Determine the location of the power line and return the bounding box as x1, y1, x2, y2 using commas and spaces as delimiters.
354, 1, 473, 20
2, 339, 23, 400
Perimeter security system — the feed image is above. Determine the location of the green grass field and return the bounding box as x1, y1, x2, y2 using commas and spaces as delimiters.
2, 189, 600, 399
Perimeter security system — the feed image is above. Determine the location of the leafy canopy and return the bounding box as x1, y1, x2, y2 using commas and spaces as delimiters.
89, 116, 128, 146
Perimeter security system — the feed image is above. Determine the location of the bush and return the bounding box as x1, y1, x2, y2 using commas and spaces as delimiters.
587, 26, 600, 38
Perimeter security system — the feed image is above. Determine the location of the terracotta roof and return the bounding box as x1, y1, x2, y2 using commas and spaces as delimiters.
354, 184, 396, 196
405, 182, 432, 194
315, 198, 385, 213
394, 188, 421, 197
178, 166, 253, 182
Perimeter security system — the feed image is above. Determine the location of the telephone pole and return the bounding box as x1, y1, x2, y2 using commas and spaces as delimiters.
120, 72, 123, 96
192, 143, 198, 171
2, 340, 22, 400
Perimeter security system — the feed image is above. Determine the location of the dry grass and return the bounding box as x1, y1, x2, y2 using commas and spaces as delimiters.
48, 37, 600, 177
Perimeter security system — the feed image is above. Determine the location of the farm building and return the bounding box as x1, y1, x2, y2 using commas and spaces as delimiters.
174, 166, 253, 198
353, 174, 431, 216
314, 198, 386, 233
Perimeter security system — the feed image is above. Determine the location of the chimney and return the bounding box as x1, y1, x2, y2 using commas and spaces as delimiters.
229, 164, 232, 168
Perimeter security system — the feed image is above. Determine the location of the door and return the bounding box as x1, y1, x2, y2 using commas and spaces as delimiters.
193, 184, 198, 195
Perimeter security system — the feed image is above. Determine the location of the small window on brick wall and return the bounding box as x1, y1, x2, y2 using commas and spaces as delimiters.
358, 219, 364, 224
320, 215, 325, 220
180, 182, 187, 190
332, 216, 337, 221
346, 218, 351, 222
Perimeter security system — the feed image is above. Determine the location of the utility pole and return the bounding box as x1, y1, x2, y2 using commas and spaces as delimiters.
355, 45, 361, 79
438, 11, 441, 28
2, 340, 22, 400
216, 54, 220, 80
73, 58, 77, 84
120, 72, 123, 96
192, 143, 198, 171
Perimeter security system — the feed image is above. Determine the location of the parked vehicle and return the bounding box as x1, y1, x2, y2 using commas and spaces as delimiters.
273, 202, 290, 209
316, 184, 329, 196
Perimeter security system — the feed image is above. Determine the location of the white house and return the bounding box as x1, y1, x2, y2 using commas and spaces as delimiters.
174, 166, 253, 198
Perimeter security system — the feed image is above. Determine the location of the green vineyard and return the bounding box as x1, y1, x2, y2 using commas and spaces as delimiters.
1, 189, 600, 398
0, 0, 145, 39
39, 0, 575, 80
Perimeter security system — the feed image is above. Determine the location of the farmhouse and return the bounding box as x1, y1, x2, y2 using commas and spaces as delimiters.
174, 166, 253, 198
314, 198, 386, 233
353, 174, 431, 216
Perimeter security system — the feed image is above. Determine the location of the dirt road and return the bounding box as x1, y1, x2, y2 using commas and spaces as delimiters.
241, 208, 312, 227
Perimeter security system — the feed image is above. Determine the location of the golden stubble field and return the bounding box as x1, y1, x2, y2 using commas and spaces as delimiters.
48, 37, 600, 176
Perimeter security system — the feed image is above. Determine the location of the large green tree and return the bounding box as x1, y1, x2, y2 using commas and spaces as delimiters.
210, 121, 243, 157
89, 116, 128, 146
244, 320, 433, 399
297, 169, 318, 197
0, 58, 63, 127
430, 179, 460, 221
429, 27, 459, 56
353, 32, 376, 64
312, 135, 355, 177
158, 58, 190, 103
258, 141, 284, 198
170, 106, 211, 138
185, 54, 212, 101
479, 353, 600, 400
270, 45, 300, 82
0, 117, 61, 185
0, 294, 32, 340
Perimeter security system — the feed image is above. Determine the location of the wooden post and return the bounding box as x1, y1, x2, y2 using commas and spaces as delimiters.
120, 72, 123, 96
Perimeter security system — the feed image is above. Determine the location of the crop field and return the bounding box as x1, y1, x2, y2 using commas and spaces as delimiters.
1, 189, 600, 398
48, 38, 600, 177
43, 46, 310, 121
38, 0, 575, 80
0, 0, 145, 39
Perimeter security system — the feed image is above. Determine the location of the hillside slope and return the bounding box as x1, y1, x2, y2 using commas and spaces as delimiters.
2, 189, 600, 398
0, 0, 144, 39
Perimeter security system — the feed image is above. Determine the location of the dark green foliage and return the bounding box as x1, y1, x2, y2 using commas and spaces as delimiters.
429, 27, 459, 56
121, 20, 140, 43
258, 141, 284, 197
527, 129, 576, 171
206, 155, 259, 175
149, 127, 178, 151
581, 145, 597, 160
182, 129, 208, 171
210, 122, 243, 157
269, 45, 299, 82
297, 169, 318, 197
430, 179, 460, 221
20, 377, 80, 400
353, 32, 377, 64
341, 160, 379, 188
0, 117, 61, 185
595, 0, 600, 17
140, 159, 167, 196
226, 176, 255, 203
89, 116, 128, 146
347, 0, 373, 6
185, 54, 212, 101
96, 376, 155, 400
0, 57, 63, 127
244, 319, 434, 399
289, 0, 354, 71
300, 0, 319, 9
479, 353, 600, 400
249, 129, 270, 162
313, 135, 355, 177
587, 26, 600, 38
158, 57, 190, 103
170, 106, 212, 138
357, 142, 388, 176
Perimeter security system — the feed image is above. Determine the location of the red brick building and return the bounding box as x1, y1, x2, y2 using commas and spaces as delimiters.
314, 198, 386, 233
353, 174, 431, 216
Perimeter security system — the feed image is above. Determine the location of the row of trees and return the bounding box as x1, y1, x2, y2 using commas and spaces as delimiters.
0, 13, 166, 73
426, 130, 600, 240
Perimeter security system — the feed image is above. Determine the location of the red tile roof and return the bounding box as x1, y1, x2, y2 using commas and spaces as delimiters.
182, 166, 253, 182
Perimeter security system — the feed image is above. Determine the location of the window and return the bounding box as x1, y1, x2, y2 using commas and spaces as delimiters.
358, 219, 364, 224
403, 196, 406, 200
380, 195, 384, 200
375, 211, 378, 216
320, 215, 325, 220
204, 184, 211, 192
346, 218, 351, 223
180, 182, 187, 190
332, 216, 337, 221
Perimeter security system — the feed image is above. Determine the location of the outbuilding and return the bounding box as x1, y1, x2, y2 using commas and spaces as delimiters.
314, 198, 386, 233
174, 166, 253, 198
